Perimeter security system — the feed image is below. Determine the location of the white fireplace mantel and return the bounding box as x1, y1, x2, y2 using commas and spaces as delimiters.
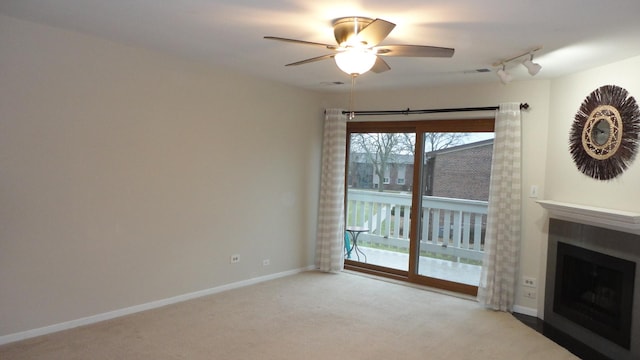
537, 200, 640, 234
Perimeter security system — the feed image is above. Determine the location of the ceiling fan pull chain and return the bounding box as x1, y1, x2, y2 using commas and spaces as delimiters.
349, 75, 357, 120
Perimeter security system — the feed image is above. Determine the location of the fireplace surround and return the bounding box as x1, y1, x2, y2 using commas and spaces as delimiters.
545, 218, 640, 360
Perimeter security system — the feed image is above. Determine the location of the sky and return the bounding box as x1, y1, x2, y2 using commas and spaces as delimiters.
464, 132, 494, 143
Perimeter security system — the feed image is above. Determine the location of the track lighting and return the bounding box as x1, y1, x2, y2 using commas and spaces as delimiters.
493, 47, 542, 84
496, 64, 513, 84
522, 54, 542, 76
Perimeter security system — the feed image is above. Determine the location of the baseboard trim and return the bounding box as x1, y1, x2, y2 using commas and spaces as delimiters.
513, 305, 538, 317
0, 265, 316, 346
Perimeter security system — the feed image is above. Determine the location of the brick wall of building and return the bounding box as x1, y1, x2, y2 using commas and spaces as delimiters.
431, 142, 493, 201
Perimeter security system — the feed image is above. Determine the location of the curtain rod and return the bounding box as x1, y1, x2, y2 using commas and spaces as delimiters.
341, 103, 529, 116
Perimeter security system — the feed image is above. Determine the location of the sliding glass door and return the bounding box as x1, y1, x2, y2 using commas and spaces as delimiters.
345, 120, 494, 295
345, 131, 414, 273
415, 132, 491, 289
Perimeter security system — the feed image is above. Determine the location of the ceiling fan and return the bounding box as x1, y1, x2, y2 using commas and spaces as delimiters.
265, 17, 455, 76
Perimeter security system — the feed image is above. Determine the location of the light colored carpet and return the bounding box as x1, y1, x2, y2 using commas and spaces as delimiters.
0, 271, 577, 359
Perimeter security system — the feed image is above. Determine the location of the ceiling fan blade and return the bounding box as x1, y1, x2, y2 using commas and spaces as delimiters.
357, 19, 396, 47
264, 36, 337, 50
375, 44, 455, 58
285, 54, 335, 67
371, 56, 391, 73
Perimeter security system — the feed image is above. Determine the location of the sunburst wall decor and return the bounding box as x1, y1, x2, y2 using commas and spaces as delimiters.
569, 85, 640, 180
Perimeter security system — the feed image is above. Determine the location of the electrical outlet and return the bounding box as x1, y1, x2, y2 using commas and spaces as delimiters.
230, 254, 240, 263
523, 276, 537, 288
523, 290, 537, 299
262, 259, 270, 266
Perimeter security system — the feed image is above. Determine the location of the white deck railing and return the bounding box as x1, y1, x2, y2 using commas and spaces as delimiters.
347, 189, 488, 262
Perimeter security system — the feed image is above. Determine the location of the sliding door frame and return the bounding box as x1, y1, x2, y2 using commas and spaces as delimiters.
345, 118, 494, 296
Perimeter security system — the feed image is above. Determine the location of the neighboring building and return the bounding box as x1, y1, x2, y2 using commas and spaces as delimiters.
348, 153, 414, 192
348, 139, 493, 200
426, 139, 493, 201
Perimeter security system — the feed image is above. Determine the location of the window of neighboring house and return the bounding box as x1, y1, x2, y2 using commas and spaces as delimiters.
397, 165, 406, 185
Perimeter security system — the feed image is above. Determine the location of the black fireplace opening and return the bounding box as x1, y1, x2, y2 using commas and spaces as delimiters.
554, 241, 636, 349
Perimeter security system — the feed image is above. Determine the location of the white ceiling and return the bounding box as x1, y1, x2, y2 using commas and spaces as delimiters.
3, 0, 640, 92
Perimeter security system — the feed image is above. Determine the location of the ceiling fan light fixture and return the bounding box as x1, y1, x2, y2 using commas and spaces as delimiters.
334, 49, 377, 76
265, 16, 454, 76
522, 54, 542, 76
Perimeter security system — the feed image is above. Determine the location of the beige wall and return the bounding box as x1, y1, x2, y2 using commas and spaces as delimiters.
540, 55, 640, 315
3, 10, 640, 340
546, 55, 640, 208
0, 15, 323, 337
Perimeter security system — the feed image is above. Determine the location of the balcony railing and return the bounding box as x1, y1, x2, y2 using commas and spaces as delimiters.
347, 189, 488, 263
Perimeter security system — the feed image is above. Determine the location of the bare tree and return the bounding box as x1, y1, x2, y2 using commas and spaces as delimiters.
399, 133, 416, 156
398, 132, 469, 154
424, 132, 468, 152
351, 132, 470, 192
351, 133, 403, 192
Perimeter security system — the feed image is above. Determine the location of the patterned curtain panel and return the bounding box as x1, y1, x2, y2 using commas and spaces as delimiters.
315, 109, 347, 272
477, 103, 522, 311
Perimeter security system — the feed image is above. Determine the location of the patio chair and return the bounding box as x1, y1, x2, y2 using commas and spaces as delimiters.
344, 231, 352, 259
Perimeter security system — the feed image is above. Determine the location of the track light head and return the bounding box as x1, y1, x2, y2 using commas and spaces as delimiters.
493, 47, 543, 83
496, 65, 512, 84
522, 54, 542, 76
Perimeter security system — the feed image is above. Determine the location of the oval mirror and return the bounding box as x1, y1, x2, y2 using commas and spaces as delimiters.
591, 118, 610, 146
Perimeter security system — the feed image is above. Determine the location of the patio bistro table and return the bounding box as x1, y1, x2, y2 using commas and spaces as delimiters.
345, 226, 369, 262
